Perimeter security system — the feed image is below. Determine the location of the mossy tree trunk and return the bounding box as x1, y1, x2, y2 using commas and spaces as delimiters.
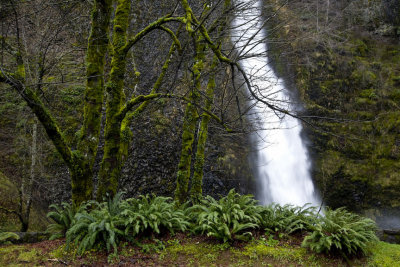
177, 0, 232, 204
74, 0, 113, 202
174, 32, 206, 204
190, 55, 219, 202
96, 0, 131, 200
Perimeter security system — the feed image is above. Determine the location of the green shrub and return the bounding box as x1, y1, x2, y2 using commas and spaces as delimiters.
0, 232, 19, 244
189, 189, 261, 242
302, 207, 378, 256
64, 193, 189, 255
120, 195, 189, 237
65, 193, 125, 255
260, 203, 317, 234
46, 202, 90, 240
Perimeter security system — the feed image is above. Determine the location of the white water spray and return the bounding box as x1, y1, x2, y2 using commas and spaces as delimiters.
232, 0, 319, 206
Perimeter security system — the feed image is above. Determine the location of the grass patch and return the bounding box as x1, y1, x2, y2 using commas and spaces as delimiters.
0, 245, 43, 266
1, 236, 400, 266
368, 241, 400, 266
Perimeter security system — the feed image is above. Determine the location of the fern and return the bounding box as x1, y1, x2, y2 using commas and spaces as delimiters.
302, 207, 378, 256
0, 232, 19, 244
121, 195, 189, 237
46, 201, 91, 240
189, 189, 261, 242
259, 203, 317, 234
66, 193, 125, 255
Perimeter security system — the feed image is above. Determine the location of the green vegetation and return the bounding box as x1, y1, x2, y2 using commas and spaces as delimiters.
368, 241, 400, 266
66, 193, 126, 255
188, 190, 261, 242
120, 195, 189, 236
261, 203, 317, 234
0, 0, 243, 208
2, 235, 400, 266
0, 245, 45, 266
46, 202, 89, 240
0, 232, 19, 245
44, 191, 381, 261
1, 1, 400, 266
302, 208, 378, 256
0, 191, 396, 265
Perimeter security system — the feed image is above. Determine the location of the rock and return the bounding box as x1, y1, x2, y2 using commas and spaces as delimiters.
377, 229, 400, 244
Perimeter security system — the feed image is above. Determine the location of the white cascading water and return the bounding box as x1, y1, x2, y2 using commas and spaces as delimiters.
232, 0, 319, 206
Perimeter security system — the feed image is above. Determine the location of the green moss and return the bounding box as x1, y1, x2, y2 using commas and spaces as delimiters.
191, 55, 218, 201
17, 249, 41, 262
392, 76, 400, 86
160, 241, 229, 265
360, 89, 377, 99
160, 238, 363, 266
174, 100, 198, 203
240, 243, 317, 265
352, 39, 369, 57
175, 33, 206, 204
0, 245, 22, 265
1, 237, 400, 266
0, 246, 45, 266
78, 0, 112, 172
354, 97, 376, 108
368, 242, 400, 266
97, 0, 131, 201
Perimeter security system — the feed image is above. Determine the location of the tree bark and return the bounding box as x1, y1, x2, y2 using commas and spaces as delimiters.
174, 35, 204, 204
97, 0, 131, 200
190, 56, 218, 202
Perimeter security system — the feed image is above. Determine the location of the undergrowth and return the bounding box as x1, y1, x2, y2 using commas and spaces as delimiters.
46, 190, 379, 259
302, 207, 378, 256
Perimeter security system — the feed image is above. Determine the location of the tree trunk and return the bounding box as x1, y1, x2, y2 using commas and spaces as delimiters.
174, 36, 204, 204
20, 220, 28, 232
22, 122, 37, 231
97, 0, 131, 200
71, 161, 93, 206
190, 56, 218, 202
74, 0, 112, 203
78, 0, 112, 167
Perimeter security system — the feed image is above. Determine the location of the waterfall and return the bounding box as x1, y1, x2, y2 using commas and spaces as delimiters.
232, 0, 319, 206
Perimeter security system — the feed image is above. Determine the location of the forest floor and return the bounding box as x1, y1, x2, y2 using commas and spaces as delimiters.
0, 233, 400, 266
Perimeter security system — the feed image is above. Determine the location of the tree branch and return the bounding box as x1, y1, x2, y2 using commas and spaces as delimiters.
0, 69, 74, 169
122, 16, 185, 54
157, 26, 182, 52
117, 93, 232, 132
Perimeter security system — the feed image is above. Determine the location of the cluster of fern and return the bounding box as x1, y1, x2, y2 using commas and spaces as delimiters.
47, 193, 189, 255
301, 207, 378, 256
46, 190, 379, 257
260, 203, 317, 234
187, 190, 262, 242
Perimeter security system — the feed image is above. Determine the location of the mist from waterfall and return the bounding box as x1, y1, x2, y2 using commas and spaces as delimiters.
231, 0, 320, 206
